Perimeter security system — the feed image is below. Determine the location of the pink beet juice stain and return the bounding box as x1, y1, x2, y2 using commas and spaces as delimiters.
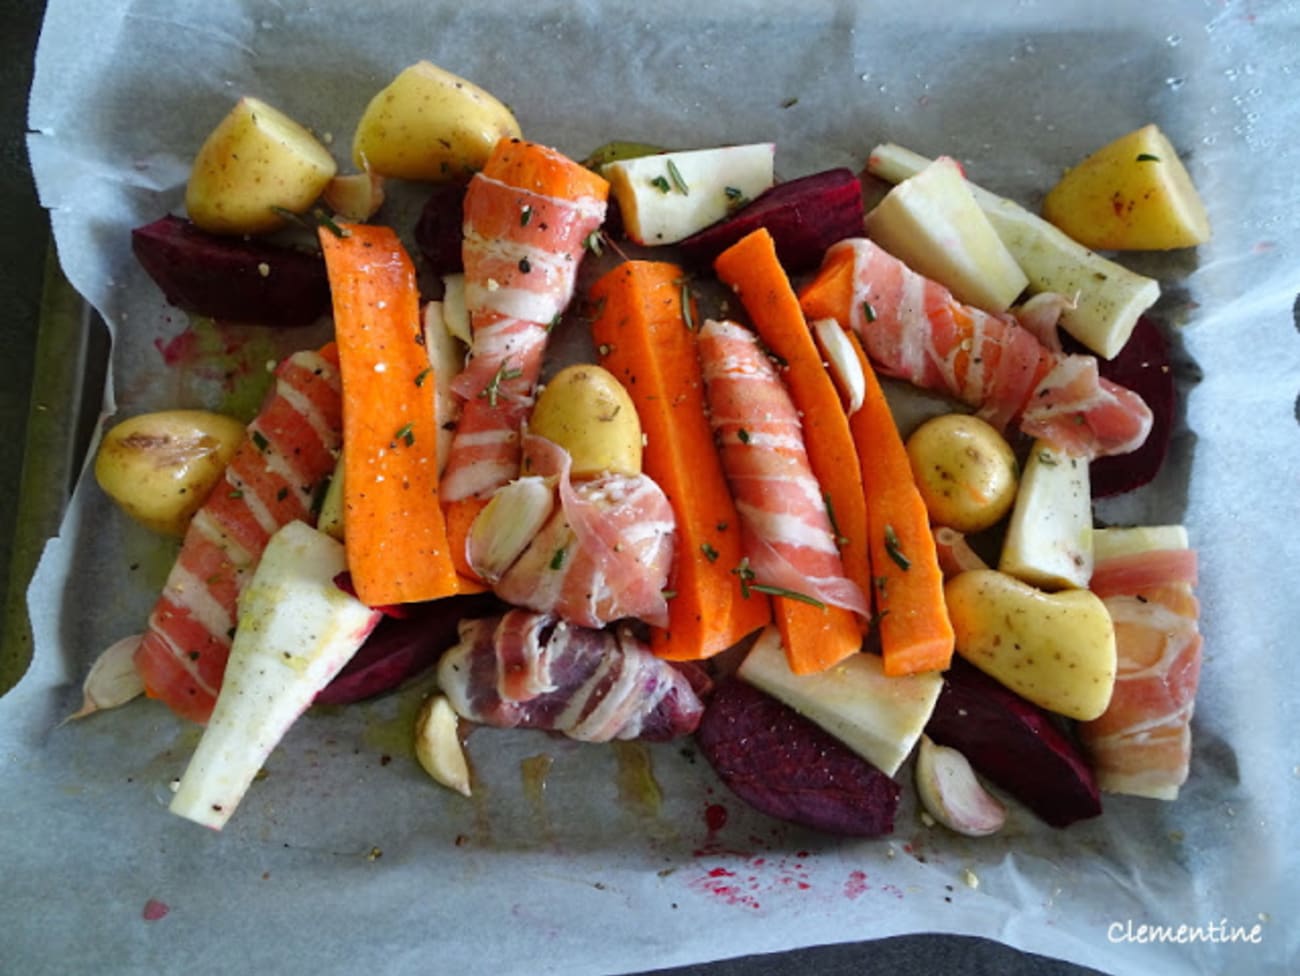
141, 898, 169, 922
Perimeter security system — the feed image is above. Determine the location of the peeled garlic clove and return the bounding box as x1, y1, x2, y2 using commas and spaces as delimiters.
915, 734, 1006, 837
65, 634, 146, 722
811, 317, 865, 414
415, 694, 471, 797
466, 476, 555, 582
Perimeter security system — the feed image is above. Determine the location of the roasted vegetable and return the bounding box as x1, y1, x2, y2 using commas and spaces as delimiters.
678, 168, 864, 272
131, 215, 330, 326
94, 409, 245, 536
697, 677, 899, 837
186, 96, 336, 236
926, 658, 1102, 828
352, 61, 522, 182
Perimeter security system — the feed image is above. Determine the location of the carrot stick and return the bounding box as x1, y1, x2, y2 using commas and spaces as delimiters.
713, 228, 870, 672
590, 260, 771, 660
796, 242, 858, 328
844, 329, 954, 676
443, 497, 489, 590
319, 222, 460, 607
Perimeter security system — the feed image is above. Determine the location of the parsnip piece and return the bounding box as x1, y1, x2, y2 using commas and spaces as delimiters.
865, 156, 1028, 312
738, 626, 942, 777
1092, 524, 1189, 561
602, 144, 775, 245
998, 440, 1092, 590
867, 143, 1159, 359
170, 522, 381, 829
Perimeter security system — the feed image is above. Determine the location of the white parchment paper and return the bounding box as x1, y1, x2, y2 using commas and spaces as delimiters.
13, 1, 1300, 974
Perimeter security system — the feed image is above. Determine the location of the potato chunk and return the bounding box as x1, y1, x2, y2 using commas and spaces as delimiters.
186, 97, 336, 236
529, 365, 642, 478
1041, 124, 1210, 250
94, 410, 246, 536
351, 61, 521, 182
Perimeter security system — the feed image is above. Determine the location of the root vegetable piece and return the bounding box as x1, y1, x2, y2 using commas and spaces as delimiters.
1087, 317, 1176, 497
697, 677, 899, 837
131, 215, 330, 326
678, 168, 864, 272
315, 591, 502, 705
925, 657, 1102, 827
413, 183, 469, 275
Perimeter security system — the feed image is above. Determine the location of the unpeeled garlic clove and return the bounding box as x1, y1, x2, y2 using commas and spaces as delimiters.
65, 634, 146, 722
414, 694, 472, 797
466, 476, 555, 582
915, 734, 1006, 837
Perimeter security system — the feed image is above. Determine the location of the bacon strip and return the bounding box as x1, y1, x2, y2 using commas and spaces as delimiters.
440, 141, 608, 502
437, 610, 704, 742
800, 238, 1152, 458
481, 436, 675, 628
696, 318, 869, 617
1079, 546, 1203, 800
133, 347, 343, 724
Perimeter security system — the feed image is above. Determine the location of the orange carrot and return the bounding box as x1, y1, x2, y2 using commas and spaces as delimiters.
319, 222, 460, 607
590, 260, 771, 660
443, 497, 489, 590
713, 227, 869, 673
845, 329, 954, 676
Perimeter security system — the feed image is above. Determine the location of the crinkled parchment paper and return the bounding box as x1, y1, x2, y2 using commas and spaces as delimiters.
11, 1, 1300, 974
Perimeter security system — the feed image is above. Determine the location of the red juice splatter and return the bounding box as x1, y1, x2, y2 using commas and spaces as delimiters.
843, 870, 870, 899
142, 898, 170, 922
704, 803, 728, 832
155, 328, 198, 366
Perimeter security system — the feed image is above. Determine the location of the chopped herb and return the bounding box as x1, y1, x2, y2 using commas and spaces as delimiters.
781, 96, 799, 109
1037, 450, 1059, 466
312, 208, 350, 238
549, 547, 567, 570
680, 281, 696, 331
276, 487, 289, 502
701, 542, 720, 563
1136, 153, 1161, 162
883, 524, 911, 571
548, 312, 562, 333
823, 492, 849, 546
251, 430, 270, 453
716, 521, 729, 532
228, 489, 245, 500
520, 205, 533, 226
724, 185, 744, 201
862, 300, 877, 323
650, 174, 672, 193
518, 257, 532, 273
661, 589, 678, 600
874, 575, 890, 595
394, 422, 415, 447
583, 230, 604, 256
729, 559, 824, 607
310, 477, 331, 516
480, 362, 523, 407
414, 367, 432, 388
666, 158, 690, 195
737, 428, 751, 444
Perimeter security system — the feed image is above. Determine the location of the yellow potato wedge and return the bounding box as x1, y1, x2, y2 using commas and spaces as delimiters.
1042, 124, 1210, 251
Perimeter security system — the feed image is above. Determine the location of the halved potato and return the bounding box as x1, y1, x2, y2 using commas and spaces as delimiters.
352, 61, 521, 182
1041, 124, 1210, 251
186, 97, 337, 236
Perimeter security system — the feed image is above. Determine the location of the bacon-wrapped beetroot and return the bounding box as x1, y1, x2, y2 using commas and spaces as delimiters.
799, 238, 1153, 459
697, 678, 899, 837
436, 610, 703, 742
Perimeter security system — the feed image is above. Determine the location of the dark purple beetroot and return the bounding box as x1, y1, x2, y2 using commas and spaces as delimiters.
316, 591, 502, 705
1086, 317, 1176, 497
677, 168, 864, 272
131, 215, 329, 326
925, 658, 1101, 828
413, 183, 468, 275
696, 678, 898, 837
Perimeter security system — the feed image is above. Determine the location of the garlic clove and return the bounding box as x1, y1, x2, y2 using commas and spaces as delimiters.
65, 634, 146, 722
915, 734, 1007, 837
466, 476, 555, 582
811, 317, 865, 414
414, 694, 472, 797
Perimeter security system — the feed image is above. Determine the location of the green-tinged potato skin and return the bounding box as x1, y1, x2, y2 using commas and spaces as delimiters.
906, 414, 1018, 532
186, 97, 337, 236
94, 410, 246, 536
351, 61, 521, 182
529, 365, 642, 478
945, 569, 1116, 721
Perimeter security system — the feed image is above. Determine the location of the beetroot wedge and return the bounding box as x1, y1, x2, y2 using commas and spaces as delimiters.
697, 678, 898, 837
678, 168, 864, 272
131, 215, 329, 326
413, 183, 468, 275
1087, 316, 1177, 497
925, 658, 1101, 827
